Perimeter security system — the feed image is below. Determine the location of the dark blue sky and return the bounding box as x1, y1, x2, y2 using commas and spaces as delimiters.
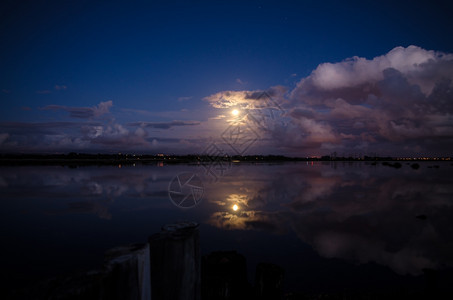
1, 0, 453, 155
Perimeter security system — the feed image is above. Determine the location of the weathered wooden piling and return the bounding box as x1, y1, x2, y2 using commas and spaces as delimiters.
101, 243, 151, 300
149, 221, 201, 300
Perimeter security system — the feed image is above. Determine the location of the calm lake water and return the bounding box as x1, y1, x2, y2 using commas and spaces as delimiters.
1, 161, 453, 296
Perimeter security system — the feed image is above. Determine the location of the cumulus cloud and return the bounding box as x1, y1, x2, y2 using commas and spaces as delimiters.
205, 46, 453, 156
43, 100, 113, 119
290, 46, 453, 152
299, 46, 453, 95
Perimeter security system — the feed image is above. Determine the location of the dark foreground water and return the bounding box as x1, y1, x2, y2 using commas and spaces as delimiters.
1, 161, 453, 296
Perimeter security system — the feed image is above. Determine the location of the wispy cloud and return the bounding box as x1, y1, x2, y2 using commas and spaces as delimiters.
0, 121, 89, 132
42, 101, 113, 119
177, 96, 192, 102
236, 78, 246, 85
127, 120, 201, 129
34, 84, 67, 94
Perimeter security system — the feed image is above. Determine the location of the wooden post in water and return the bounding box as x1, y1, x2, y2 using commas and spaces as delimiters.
149, 221, 201, 300
101, 243, 151, 300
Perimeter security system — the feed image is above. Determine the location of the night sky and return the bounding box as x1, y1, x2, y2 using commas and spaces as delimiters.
1, 0, 453, 156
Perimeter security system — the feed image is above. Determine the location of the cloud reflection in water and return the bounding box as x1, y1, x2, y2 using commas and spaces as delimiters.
204, 162, 453, 275
1, 162, 452, 277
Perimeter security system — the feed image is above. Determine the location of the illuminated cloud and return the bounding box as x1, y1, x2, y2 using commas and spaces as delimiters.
290, 46, 453, 109
289, 46, 453, 154
204, 86, 287, 109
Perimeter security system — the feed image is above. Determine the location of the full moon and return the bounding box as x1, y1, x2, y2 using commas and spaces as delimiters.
232, 109, 239, 116
232, 204, 239, 211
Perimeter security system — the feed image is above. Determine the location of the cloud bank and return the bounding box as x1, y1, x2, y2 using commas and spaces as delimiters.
2, 45, 452, 155
206, 45, 453, 156
0, 100, 205, 153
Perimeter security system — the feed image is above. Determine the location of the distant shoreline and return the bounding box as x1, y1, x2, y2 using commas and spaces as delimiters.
0, 153, 451, 166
